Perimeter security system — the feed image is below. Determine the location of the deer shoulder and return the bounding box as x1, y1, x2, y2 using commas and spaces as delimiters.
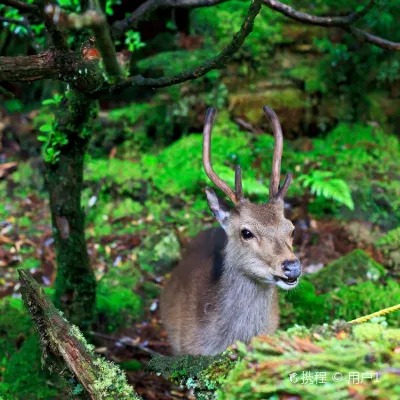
160, 106, 302, 355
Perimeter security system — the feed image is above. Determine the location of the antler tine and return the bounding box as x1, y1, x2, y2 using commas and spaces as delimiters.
203, 107, 238, 204
276, 172, 292, 201
235, 164, 243, 202
263, 105, 292, 201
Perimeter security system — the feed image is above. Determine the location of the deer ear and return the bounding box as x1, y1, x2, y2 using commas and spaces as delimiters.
205, 187, 230, 230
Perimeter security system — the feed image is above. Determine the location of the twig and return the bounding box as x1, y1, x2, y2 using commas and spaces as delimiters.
262, 0, 400, 51
96, 0, 262, 94
112, 0, 229, 39
90, 331, 160, 356
0, 85, 15, 97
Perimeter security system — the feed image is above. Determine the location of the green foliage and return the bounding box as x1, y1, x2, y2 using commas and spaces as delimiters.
191, 1, 283, 64
125, 30, 145, 52
375, 227, 400, 278
1, 334, 62, 399
105, 0, 121, 16
136, 230, 181, 273
298, 170, 354, 210
142, 113, 263, 197
96, 263, 143, 332
0, 298, 63, 399
280, 277, 400, 328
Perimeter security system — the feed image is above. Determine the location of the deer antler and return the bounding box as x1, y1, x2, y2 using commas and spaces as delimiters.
263, 106, 292, 201
203, 107, 242, 204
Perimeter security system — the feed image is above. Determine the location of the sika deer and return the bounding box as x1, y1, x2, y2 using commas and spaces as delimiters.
160, 106, 301, 355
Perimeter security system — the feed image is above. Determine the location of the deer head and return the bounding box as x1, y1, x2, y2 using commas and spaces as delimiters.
203, 106, 301, 290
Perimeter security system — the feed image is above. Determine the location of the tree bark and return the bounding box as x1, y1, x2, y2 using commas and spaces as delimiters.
45, 91, 97, 330
18, 270, 139, 400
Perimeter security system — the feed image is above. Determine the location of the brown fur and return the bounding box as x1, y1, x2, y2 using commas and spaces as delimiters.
160, 199, 300, 355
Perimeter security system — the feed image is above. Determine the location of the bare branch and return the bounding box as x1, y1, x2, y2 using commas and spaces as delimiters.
0, 50, 103, 92
346, 26, 400, 51
45, 6, 123, 81
96, 0, 261, 95
262, 0, 400, 51
112, 0, 229, 39
262, 0, 375, 27
0, 0, 39, 15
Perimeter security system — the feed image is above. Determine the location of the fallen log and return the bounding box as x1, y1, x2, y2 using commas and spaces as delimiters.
18, 269, 140, 400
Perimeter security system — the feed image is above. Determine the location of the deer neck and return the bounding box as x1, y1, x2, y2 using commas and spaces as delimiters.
214, 238, 278, 341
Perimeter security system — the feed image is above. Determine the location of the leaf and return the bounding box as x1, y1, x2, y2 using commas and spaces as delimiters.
37, 136, 48, 142
39, 124, 52, 133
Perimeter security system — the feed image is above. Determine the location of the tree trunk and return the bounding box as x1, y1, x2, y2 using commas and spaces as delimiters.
45, 90, 97, 330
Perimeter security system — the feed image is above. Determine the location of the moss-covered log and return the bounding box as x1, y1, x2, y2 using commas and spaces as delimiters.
18, 270, 140, 400
45, 91, 98, 329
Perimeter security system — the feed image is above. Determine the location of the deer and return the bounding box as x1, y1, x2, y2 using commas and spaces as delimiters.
160, 106, 301, 355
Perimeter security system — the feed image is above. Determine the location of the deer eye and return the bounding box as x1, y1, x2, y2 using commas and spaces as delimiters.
241, 229, 254, 240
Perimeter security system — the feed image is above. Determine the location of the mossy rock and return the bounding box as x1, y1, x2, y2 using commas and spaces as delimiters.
280, 278, 400, 328
228, 87, 309, 137
136, 230, 181, 274
96, 263, 143, 332
310, 249, 387, 293
375, 227, 400, 278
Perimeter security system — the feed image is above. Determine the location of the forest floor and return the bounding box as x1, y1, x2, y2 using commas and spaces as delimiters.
0, 113, 389, 400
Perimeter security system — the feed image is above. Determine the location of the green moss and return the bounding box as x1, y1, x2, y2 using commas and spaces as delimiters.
150, 323, 400, 400
280, 278, 400, 328
136, 231, 181, 273
1, 335, 62, 399
311, 250, 387, 293
142, 113, 267, 197
0, 297, 32, 365
96, 263, 143, 332
218, 323, 400, 400
375, 227, 400, 277
0, 298, 63, 399
66, 323, 139, 399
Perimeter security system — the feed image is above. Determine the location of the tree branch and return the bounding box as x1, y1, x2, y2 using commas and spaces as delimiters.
18, 270, 139, 400
346, 26, 400, 51
97, 0, 261, 95
45, 6, 123, 81
111, 0, 229, 39
0, 50, 104, 92
0, 0, 39, 15
36, 0, 69, 52
261, 0, 400, 51
262, 0, 375, 27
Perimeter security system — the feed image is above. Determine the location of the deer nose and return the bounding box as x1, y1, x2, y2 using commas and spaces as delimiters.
282, 260, 301, 279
